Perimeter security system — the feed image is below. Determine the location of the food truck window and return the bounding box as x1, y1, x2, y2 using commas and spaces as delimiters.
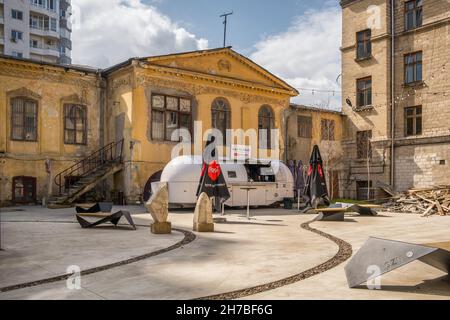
245, 165, 275, 183
227, 171, 237, 178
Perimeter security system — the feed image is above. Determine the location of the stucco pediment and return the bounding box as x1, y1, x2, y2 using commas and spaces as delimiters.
7, 87, 41, 100
143, 48, 297, 95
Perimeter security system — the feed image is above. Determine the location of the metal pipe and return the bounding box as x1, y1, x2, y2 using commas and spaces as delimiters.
390, 0, 396, 189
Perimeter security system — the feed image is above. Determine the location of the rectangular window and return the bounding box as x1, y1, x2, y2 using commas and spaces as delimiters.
405, 0, 423, 30
405, 51, 422, 84
50, 18, 57, 31
11, 9, 23, 20
357, 130, 372, 159
151, 94, 192, 142
30, 14, 50, 30
321, 119, 335, 141
357, 77, 372, 108
405, 106, 422, 136
11, 30, 23, 41
297, 116, 312, 138
12, 51, 23, 58
11, 97, 38, 141
356, 29, 371, 60
64, 104, 87, 145
30, 39, 39, 48
48, 0, 56, 11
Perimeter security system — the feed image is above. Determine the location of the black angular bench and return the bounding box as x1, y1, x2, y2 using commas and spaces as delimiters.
75, 202, 113, 214
76, 210, 136, 230
75, 202, 136, 230
314, 203, 380, 221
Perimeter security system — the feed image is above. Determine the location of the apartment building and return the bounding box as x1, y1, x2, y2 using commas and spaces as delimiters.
340, 0, 450, 199
0, 0, 72, 64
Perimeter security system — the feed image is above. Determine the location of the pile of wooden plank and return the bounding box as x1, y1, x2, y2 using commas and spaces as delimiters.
384, 186, 450, 217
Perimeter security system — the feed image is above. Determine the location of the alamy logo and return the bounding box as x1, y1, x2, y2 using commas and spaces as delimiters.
366, 265, 382, 290
66, 265, 81, 290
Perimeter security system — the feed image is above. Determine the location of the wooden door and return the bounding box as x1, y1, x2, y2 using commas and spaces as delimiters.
12, 176, 36, 204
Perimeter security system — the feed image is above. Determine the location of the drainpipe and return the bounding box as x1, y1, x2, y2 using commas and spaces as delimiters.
390, 0, 396, 189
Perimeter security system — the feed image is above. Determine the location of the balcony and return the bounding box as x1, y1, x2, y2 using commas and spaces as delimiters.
58, 54, 71, 65
0, 16, 4, 25
60, 37, 71, 50
60, 18, 72, 32
30, 45, 60, 58
30, 27, 60, 39
29, 4, 58, 18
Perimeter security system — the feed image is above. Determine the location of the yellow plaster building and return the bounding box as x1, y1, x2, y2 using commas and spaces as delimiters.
0, 48, 298, 206
103, 48, 298, 203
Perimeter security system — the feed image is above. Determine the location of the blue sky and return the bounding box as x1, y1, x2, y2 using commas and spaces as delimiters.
147, 0, 339, 54
72, 0, 342, 109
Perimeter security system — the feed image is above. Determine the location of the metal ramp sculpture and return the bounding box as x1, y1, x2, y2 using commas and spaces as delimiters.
314, 203, 379, 222
345, 237, 450, 288
76, 210, 136, 230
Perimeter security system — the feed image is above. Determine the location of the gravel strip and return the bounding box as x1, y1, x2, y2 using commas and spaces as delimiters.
196, 219, 353, 300
0, 222, 196, 293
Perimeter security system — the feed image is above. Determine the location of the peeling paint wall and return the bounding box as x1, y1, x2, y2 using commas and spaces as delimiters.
0, 58, 102, 205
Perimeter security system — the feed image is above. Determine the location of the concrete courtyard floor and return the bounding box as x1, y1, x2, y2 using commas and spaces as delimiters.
0, 205, 449, 300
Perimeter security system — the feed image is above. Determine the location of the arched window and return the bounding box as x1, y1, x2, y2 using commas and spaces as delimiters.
11, 97, 38, 141
211, 98, 231, 145
258, 105, 274, 149
64, 104, 87, 145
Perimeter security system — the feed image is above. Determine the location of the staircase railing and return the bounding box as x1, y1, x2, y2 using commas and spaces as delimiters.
54, 139, 124, 196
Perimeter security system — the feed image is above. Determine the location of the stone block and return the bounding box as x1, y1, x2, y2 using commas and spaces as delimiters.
145, 183, 169, 223
151, 222, 172, 234
193, 192, 214, 233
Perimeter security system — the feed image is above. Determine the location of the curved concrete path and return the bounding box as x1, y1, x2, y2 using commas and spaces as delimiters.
0, 207, 337, 300
1, 207, 448, 300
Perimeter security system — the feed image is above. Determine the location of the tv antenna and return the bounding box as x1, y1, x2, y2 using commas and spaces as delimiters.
220, 12, 233, 47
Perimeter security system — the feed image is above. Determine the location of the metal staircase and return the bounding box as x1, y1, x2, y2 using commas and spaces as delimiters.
47, 140, 124, 207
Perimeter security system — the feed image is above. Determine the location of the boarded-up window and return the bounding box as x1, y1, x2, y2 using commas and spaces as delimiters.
64, 104, 87, 145
297, 116, 312, 138
11, 97, 38, 141
357, 130, 372, 159
151, 94, 192, 142
321, 119, 335, 141
258, 105, 274, 149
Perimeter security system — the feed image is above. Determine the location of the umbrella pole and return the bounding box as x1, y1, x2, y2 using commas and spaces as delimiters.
297, 189, 301, 211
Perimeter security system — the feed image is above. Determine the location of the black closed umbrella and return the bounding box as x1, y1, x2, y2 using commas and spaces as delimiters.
196, 135, 230, 212
303, 145, 330, 208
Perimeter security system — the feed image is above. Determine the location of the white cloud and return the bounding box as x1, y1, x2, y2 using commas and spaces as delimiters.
71, 0, 208, 68
250, 6, 342, 110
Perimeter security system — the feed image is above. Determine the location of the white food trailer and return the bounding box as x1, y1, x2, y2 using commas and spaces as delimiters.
152, 156, 294, 208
